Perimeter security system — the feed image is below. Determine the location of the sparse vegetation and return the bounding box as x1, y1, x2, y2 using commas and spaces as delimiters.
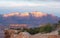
10, 21, 60, 35
10, 23, 54, 35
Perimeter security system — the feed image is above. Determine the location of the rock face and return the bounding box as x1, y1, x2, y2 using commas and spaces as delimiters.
4, 30, 16, 38
4, 30, 31, 38
15, 32, 30, 38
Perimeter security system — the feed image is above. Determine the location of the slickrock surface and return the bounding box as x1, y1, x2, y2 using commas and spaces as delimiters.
15, 32, 30, 38
30, 35, 59, 38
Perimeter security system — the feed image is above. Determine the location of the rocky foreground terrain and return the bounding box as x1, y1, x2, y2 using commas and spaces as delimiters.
4, 29, 60, 38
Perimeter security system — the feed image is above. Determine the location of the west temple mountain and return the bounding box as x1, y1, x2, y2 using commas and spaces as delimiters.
0, 12, 60, 27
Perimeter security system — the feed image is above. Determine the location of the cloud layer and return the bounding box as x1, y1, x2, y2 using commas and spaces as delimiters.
0, 1, 60, 8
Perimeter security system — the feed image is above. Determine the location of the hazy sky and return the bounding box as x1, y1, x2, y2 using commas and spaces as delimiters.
0, 0, 60, 17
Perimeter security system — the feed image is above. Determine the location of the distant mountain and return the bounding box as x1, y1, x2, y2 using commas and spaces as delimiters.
0, 12, 60, 28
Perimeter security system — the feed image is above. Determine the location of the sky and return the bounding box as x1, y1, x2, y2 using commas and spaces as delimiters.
0, 0, 60, 17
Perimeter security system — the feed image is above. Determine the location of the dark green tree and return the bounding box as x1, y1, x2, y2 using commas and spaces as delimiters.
58, 30, 60, 35
39, 23, 53, 33
58, 21, 60, 24
44, 25, 53, 33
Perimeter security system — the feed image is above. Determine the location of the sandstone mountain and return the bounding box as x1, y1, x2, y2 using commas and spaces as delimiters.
0, 12, 60, 28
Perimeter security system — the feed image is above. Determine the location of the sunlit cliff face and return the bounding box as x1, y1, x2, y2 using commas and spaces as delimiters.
20, 12, 29, 17
31, 12, 47, 17
3, 12, 48, 17
3, 12, 30, 17
3, 12, 20, 17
